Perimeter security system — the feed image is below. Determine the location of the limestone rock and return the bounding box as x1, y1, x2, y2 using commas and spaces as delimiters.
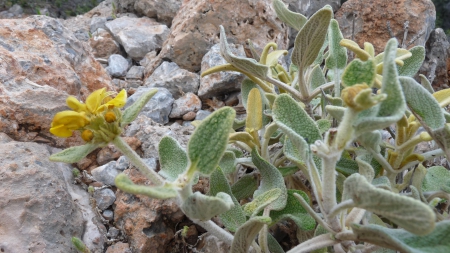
94, 188, 116, 210
144, 0, 289, 75
0, 16, 113, 146
0, 135, 104, 252
105, 16, 170, 60
89, 28, 121, 59
335, 0, 436, 54
145, 61, 200, 99
418, 28, 450, 90
124, 87, 174, 124
126, 66, 145, 79
134, 0, 182, 26
106, 54, 130, 77
199, 43, 245, 99
169, 93, 202, 119
105, 242, 132, 253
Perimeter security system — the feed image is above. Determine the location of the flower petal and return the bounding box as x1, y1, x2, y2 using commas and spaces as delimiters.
66, 96, 87, 112
98, 89, 127, 112
86, 88, 106, 113
52, 111, 89, 128
50, 124, 74, 137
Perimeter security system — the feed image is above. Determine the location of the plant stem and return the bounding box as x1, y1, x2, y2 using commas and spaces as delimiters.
193, 219, 234, 246
112, 136, 165, 186
293, 193, 335, 234
286, 234, 339, 253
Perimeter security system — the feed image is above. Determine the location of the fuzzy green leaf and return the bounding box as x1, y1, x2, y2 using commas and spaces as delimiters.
219, 151, 237, 175
121, 89, 158, 126
231, 216, 272, 253
49, 143, 99, 163
267, 233, 285, 253
310, 65, 327, 90
210, 168, 246, 232
400, 76, 445, 130
422, 166, 450, 192
231, 173, 259, 200
268, 190, 315, 231
291, 7, 332, 70
246, 88, 263, 131
419, 74, 434, 94
325, 105, 345, 122
188, 107, 235, 175
343, 174, 435, 235
353, 39, 406, 136
158, 136, 188, 182
182, 191, 234, 221
342, 59, 376, 87
397, 46, 425, 77
252, 148, 287, 211
273, 0, 307, 31
350, 221, 450, 253
220, 26, 269, 79
325, 19, 347, 70
115, 173, 177, 199
243, 188, 282, 216
71, 237, 90, 253
335, 157, 359, 176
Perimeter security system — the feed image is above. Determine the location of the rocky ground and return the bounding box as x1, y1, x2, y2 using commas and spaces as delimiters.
0, 0, 449, 252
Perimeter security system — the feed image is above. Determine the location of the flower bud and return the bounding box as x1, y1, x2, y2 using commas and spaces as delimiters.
81, 129, 94, 142
105, 111, 117, 123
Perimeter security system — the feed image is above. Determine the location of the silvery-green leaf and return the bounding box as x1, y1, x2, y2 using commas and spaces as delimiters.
325, 105, 345, 122
220, 26, 269, 79
317, 119, 332, 135
49, 143, 99, 163
273, 0, 307, 31
399, 76, 445, 130
115, 173, 177, 199
241, 78, 270, 125
412, 164, 428, 193
121, 89, 158, 126
353, 39, 406, 136
343, 174, 435, 235
283, 136, 305, 166
291, 8, 332, 70
210, 168, 246, 232
310, 64, 327, 90
219, 151, 237, 175
357, 130, 382, 154
252, 148, 287, 211
243, 188, 282, 216
397, 46, 425, 77
341, 59, 376, 87
422, 166, 450, 192
350, 221, 450, 253
419, 74, 434, 94
356, 156, 375, 182
231, 216, 272, 253
269, 190, 316, 231
278, 166, 299, 177
231, 173, 259, 200
182, 191, 234, 221
246, 88, 263, 131
188, 107, 235, 175
267, 233, 285, 253
336, 157, 359, 176
313, 35, 329, 66
158, 136, 188, 182
325, 19, 347, 70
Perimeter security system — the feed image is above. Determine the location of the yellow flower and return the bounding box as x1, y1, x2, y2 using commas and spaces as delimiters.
50, 88, 127, 138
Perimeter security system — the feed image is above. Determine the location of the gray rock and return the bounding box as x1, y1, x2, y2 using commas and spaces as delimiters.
90, 28, 121, 59
125, 87, 174, 124
283, 0, 340, 17
126, 66, 145, 79
169, 93, 202, 119
105, 16, 169, 60
106, 54, 130, 77
102, 210, 114, 221
91, 161, 121, 186
134, 0, 182, 26
198, 43, 245, 99
9, 4, 23, 15
0, 135, 103, 252
94, 188, 116, 210
145, 61, 200, 99
107, 227, 120, 238
90, 16, 108, 33
195, 110, 212, 120
116, 156, 130, 171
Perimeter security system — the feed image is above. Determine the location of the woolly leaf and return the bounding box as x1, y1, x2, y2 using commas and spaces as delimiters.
231, 173, 259, 200
210, 168, 246, 232
343, 174, 435, 235
422, 166, 450, 192
220, 26, 269, 79
342, 59, 376, 87
231, 216, 272, 253
310, 64, 327, 90
243, 188, 282, 216
246, 88, 263, 131
158, 136, 188, 182
325, 19, 347, 70
273, 0, 307, 31
49, 143, 99, 163
397, 46, 425, 77
350, 221, 450, 253
182, 191, 234, 221
115, 173, 177, 199
291, 7, 332, 70
219, 151, 237, 175
188, 107, 235, 175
